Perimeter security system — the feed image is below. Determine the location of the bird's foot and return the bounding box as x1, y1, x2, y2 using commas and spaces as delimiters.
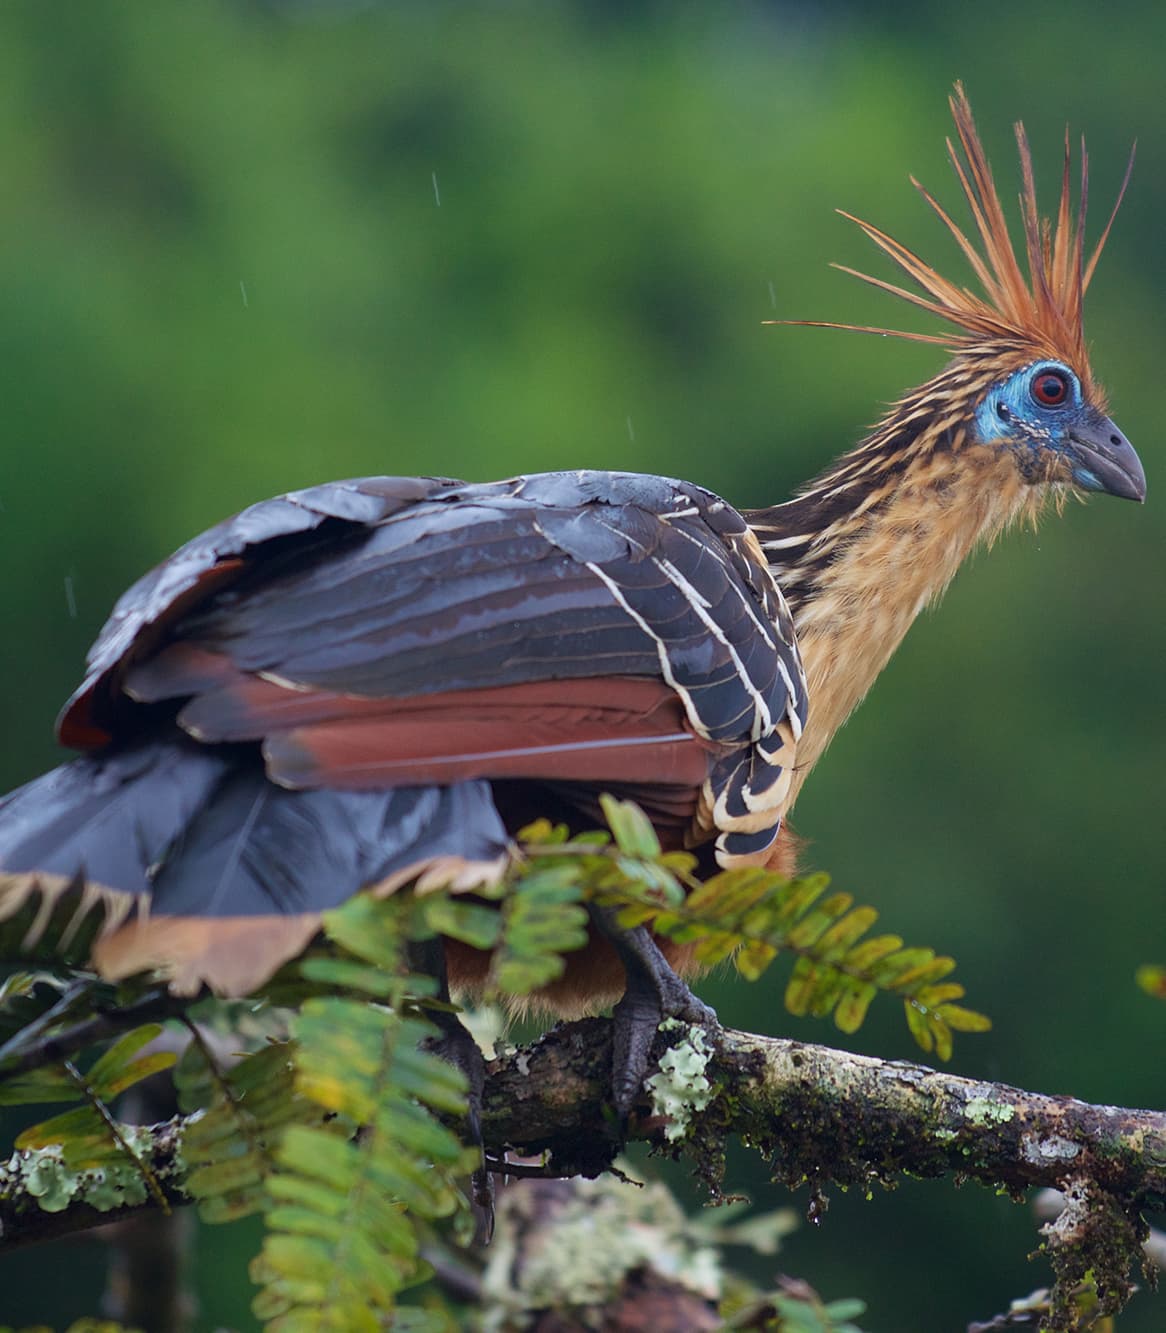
595, 911, 719, 1122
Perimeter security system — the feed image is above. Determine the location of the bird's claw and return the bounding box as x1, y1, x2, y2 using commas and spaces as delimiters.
605, 925, 719, 1122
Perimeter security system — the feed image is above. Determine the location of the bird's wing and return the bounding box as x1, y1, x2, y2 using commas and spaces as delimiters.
59, 475, 461, 748
62, 472, 807, 860
3, 472, 806, 993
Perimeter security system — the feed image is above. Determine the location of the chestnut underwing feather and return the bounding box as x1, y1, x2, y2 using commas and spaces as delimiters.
174, 675, 686, 744
261, 703, 711, 791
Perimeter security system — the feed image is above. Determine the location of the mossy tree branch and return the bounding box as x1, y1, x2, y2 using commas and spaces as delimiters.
3, 1017, 1163, 1324
480, 1020, 1166, 1203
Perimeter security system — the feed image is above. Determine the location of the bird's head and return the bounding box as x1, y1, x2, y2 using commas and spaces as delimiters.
969, 352, 1144, 502
778, 83, 1144, 507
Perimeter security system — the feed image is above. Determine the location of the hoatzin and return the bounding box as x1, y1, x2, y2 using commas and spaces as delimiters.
0, 88, 1144, 1122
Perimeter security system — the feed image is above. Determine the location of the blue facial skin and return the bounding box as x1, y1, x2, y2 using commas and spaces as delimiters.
973, 360, 1102, 489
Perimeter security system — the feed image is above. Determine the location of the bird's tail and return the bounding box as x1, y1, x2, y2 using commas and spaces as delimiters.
0, 737, 510, 994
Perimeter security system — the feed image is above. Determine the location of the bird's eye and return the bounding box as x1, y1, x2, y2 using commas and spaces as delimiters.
1031, 369, 1070, 408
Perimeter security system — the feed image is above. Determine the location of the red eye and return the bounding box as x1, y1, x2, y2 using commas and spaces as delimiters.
1031, 369, 1070, 407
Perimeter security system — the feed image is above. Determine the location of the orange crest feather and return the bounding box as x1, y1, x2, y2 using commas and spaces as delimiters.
777, 84, 1134, 384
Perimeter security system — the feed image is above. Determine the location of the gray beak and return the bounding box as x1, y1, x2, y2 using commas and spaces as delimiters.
1067, 415, 1146, 502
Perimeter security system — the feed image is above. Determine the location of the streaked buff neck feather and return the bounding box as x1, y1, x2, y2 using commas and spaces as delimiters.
790, 450, 1031, 796
749, 406, 1041, 807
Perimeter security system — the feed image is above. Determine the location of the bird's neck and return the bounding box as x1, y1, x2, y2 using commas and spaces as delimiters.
747, 404, 1035, 801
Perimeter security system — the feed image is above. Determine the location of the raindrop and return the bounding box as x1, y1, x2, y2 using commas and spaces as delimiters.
432, 171, 442, 208
626, 416, 635, 442
239, 280, 249, 308
768, 280, 777, 309
64, 574, 77, 620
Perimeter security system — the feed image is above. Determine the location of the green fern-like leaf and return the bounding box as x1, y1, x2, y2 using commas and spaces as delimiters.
489, 861, 590, 995
253, 998, 476, 1330
599, 791, 662, 858
250, 890, 477, 1328
0, 1023, 177, 1216
564, 797, 990, 1058
12, 1024, 175, 1168
422, 895, 503, 952
0, 1062, 79, 1107
175, 1034, 311, 1223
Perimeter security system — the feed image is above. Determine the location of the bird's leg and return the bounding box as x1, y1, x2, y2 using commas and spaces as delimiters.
409, 935, 495, 1241
589, 904, 719, 1120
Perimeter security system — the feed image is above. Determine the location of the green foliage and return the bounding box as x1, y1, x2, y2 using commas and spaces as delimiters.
481, 820, 592, 996
250, 894, 476, 1331
489, 795, 988, 1058
3, 1024, 173, 1180
0, 975, 155, 1082
0, 1019, 175, 1221
538, 796, 991, 1060
174, 1033, 311, 1224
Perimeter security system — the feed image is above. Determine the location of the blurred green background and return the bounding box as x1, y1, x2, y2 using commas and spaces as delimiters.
0, 2, 1162, 1329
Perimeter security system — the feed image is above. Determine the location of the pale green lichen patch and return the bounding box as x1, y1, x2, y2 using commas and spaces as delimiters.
965, 1095, 1015, 1127
4, 1134, 163, 1215
21, 1149, 78, 1213
646, 1020, 715, 1143
84, 1161, 152, 1211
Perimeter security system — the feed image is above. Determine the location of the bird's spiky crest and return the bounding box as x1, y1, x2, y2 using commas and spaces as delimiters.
783, 84, 1134, 387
